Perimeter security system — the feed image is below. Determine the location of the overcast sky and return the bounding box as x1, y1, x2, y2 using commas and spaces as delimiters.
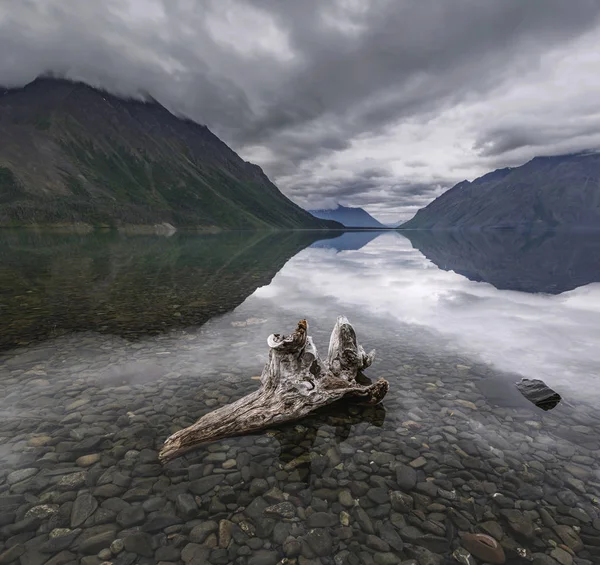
2, 1, 600, 222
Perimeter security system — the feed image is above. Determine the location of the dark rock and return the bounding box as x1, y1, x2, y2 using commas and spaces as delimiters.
516, 379, 561, 410
553, 525, 584, 552
0, 544, 25, 564
117, 506, 145, 528
155, 545, 181, 561
395, 465, 417, 491
123, 532, 154, 557
78, 530, 116, 554
367, 488, 389, 504
189, 521, 218, 544
305, 529, 333, 557
40, 529, 82, 553
264, 502, 296, 519
189, 475, 224, 496
307, 512, 337, 528
175, 493, 198, 520
379, 522, 404, 552
499, 509, 535, 539
70, 494, 98, 528
142, 513, 182, 533
247, 550, 279, 565
181, 543, 210, 564
461, 533, 506, 564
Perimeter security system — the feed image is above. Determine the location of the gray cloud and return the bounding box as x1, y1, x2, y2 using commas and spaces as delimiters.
2, 0, 600, 222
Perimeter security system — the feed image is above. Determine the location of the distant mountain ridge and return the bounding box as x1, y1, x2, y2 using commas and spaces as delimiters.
0, 78, 339, 229
308, 204, 386, 228
402, 152, 600, 230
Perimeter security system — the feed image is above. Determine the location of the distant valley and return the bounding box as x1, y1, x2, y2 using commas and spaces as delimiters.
0, 78, 338, 230
308, 204, 387, 228
402, 152, 600, 230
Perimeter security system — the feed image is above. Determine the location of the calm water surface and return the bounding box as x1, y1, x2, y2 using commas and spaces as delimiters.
1, 229, 600, 565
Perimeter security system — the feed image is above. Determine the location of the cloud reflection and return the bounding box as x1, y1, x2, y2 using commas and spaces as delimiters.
254, 232, 600, 403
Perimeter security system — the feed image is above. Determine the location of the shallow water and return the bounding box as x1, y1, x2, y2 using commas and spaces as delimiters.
1, 229, 600, 565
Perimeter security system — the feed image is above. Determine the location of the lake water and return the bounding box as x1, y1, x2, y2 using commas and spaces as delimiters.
1, 229, 600, 565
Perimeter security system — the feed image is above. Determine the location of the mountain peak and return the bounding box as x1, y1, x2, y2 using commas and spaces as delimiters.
308, 204, 387, 228
0, 77, 339, 229
402, 151, 600, 230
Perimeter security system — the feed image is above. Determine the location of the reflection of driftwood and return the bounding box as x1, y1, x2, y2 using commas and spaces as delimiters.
160, 316, 389, 461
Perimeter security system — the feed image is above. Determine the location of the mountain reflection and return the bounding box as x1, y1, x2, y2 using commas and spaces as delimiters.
403, 229, 600, 294
0, 230, 334, 351
310, 230, 390, 252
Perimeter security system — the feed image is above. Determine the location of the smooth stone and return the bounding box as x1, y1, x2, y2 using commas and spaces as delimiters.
461, 533, 505, 564
395, 466, 417, 491
189, 521, 219, 544
181, 543, 210, 564
78, 530, 116, 555
40, 529, 82, 553
0, 544, 25, 564
550, 548, 573, 565
390, 491, 413, 513
123, 532, 154, 557
116, 507, 145, 529
175, 494, 198, 520
409, 456, 427, 469
305, 529, 333, 557
247, 550, 279, 565
307, 512, 337, 528
76, 454, 101, 467
71, 494, 98, 528
7, 469, 37, 485
189, 475, 224, 495
141, 513, 181, 533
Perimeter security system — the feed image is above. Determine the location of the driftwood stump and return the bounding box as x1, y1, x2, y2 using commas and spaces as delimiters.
159, 316, 389, 461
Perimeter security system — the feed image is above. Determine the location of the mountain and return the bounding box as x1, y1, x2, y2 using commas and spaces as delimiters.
404, 229, 600, 294
401, 152, 600, 230
0, 78, 339, 229
308, 204, 386, 228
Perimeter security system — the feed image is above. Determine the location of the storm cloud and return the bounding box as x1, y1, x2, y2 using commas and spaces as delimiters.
2, 0, 600, 222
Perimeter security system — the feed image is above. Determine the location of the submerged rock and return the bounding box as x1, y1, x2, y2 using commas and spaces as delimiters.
516, 378, 561, 410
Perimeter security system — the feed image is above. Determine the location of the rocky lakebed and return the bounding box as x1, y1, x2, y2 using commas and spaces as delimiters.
1, 319, 600, 565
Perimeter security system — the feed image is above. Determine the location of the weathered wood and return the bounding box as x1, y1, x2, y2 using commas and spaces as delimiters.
159, 316, 388, 462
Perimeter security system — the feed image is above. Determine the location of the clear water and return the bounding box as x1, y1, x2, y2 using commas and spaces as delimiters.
1, 229, 599, 565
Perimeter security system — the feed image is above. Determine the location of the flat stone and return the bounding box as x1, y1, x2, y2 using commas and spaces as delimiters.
78, 530, 116, 555
76, 454, 101, 467
553, 525, 584, 552
7, 469, 37, 485
461, 533, 505, 564
25, 505, 59, 520
390, 491, 413, 513
181, 543, 210, 564
141, 513, 181, 532
40, 529, 82, 553
409, 456, 427, 469
71, 493, 98, 528
247, 550, 278, 565
175, 493, 198, 520
395, 465, 417, 491
305, 528, 333, 557
189, 521, 218, 544
550, 548, 573, 565
0, 544, 25, 564
116, 506, 145, 528
264, 502, 296, 519
499, 509, 534, 539
123, 532, 153, 557
307, 512, 337, 528
189, 475, 224, 495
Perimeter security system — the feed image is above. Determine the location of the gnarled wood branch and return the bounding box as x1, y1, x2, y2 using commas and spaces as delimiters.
160, 316, 389, 462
